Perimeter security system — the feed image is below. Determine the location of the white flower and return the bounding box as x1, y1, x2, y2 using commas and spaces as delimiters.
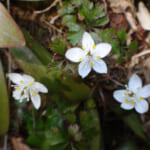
65, 32, 112, 78
8, 73, 48, 109
113, 74, 150, 114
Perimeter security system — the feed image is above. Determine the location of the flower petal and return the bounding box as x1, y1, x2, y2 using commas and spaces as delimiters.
92, 59, 107, 74
33, 82, 48, 93
13, 88, 23, 100
30, 91, 41, 109
92, 43, 112, 58
128, 74, 142, 93
138, 84, 150, 98
78, 59, 91, 78
82, 32, 94, 52
121, 102, 134, 110
135, 99, 149, 114
65, 48, 86, 63
22, 74, 35, 82
7, 73, 24, 85
113, 89, 128, 103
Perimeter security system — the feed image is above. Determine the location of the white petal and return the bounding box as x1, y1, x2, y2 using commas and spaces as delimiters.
22, 74, 35, 82
135, 99, 149, 114
65, 48, 86, 63
13, 89, 23, 100
7, 73, 24, 85
78, 59, 91, 78
92, 43, 112, 58
92, 59, 107, 74
128, 74, 142, 93
121, 102, 134, 110
82, 32, 94, 52
33, 82, 48, 93
113, 89, 128, 103
138, 84, 150, 98
30, 91, 41, 109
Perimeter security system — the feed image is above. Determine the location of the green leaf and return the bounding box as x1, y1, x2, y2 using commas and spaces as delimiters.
44, 128, 66, 146
112, 40, 120, 54
58, 1, 74, 15
117, 29, 127, 44
68, 23, 81, 32
0, 3, 25, 47
22, 29, 52, 65
92, 15, 109, 27
67, 30, 84, 45
71, 0, 83, 6
0, 59, 9, 135
50, 38, 66, 55
62, 15, 76, 26
110, 106, 149, 144
128, 40, 138, 52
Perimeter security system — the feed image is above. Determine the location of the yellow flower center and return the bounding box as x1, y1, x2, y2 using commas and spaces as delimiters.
29, 83, 33, 86
32, 91, 36, 96
20, 80, 24, 83
124, 93, 127, 96
96, 56, 101, 59
137, 87, 140, 90
92, 45, 96, 49
79, 58, 82, 62
125, 99, 129, 102
139, 96, 143, 100
16, 87, 20, 90
90, 62, 94, 66
131, 101, 135, 105
83, 46, 86, 50
126, 89, 130, 92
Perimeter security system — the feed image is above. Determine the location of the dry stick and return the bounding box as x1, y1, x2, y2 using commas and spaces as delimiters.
3, 135, 8, 150
34, 0, 60, 14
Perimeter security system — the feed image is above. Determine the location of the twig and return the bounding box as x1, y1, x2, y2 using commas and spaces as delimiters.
3, 135, 8, 150
110, 78, 124, 87
34, 0, 60, 14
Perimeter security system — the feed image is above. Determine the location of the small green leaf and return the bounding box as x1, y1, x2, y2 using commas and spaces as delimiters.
128, 40, 138, 52
112, 41, 120, 54
0, 60, 9, 135
67, 30, 84, 45
92, 15, 109, 27
0, 3, 25, 47
71, 0, 82, 6
117, 29, 127, 44
62, 15, 76, 26
68, 23, 81, 32
50, 38, 66, 55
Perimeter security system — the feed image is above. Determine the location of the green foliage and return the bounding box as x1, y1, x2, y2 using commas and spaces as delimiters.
117, 29, 127, 44
0, 3, 25, 47
50, 38, 66, 55
0, 60, 9, 135
67, 30, 84, 45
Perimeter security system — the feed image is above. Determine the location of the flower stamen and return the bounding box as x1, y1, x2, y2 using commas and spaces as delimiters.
137, 87, 140, 90
96, 56, 101, 59
124, 93, 127, 96
29, 83, 33, 86
131, 101, 135, 105
79, 58, 82, 62
20, 80, 24, 83
83, 46, 86, 50
126, 89, 130, 92
125, 99, 129, 102
90, 62, 94, 66
139, 96, 143, 100
92, 45, 96, 49
32, 91, 36, 96
16, 87, 20, 90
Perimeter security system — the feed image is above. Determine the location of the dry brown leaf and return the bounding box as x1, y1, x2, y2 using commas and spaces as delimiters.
137, 2, 150, 31
109, 0, 135, 13
125, 12, 137, 30
11, 137, 35, 150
